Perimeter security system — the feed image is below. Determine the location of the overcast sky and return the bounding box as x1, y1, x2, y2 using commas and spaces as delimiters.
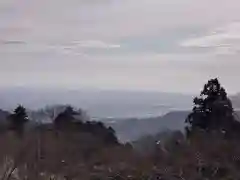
1, 0, 240, 93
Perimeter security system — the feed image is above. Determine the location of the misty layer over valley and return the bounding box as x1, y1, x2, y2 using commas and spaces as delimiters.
0, 88, 194, 142
0, 87, 240, 142
0, 88, 193, 118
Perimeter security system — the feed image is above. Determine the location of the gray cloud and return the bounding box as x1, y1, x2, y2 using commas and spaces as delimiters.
180, 22, 240, 55
1, 0, 240, 93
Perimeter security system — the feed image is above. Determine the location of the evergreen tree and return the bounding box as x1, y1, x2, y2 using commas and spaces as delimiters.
186, 78, 239, 136
54, 106, 79, 130
9, 105, 29, 137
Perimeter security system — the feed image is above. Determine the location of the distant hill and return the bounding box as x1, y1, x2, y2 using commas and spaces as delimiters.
104, 111, 189, 142
0, 109, 9, 123
231, 93, 240, 110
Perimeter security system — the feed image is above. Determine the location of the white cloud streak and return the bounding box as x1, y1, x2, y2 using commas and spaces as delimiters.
74, 40, 120, 49
180, 22, 240, 55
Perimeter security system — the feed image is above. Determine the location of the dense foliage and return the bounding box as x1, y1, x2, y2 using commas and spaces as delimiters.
8, 105, 29, 137
186, 78, 240, 137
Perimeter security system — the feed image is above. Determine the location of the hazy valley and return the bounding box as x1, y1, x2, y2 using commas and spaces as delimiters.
0, 88, 239, 142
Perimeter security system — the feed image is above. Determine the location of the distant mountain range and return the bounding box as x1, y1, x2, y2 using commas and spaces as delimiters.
0, 107, 190, 142
1, 87, 240, 119
104, 109, 240, 142
0, 88, 239, 142
0, 87, 194, 119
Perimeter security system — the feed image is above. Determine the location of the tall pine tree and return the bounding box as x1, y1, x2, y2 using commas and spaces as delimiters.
186, 78, 239, 136
9, 105, 29, 137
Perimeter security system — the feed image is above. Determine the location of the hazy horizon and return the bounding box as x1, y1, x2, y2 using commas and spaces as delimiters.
0, 87, 193, 117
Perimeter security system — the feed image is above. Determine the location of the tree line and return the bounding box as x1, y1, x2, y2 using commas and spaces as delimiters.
7, 77, 240, 141
7, 104, 119, 145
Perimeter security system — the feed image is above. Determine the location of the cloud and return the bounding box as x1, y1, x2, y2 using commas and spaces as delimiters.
0, 52, 214, 93
2, 0, 240, 93
180, 22, 240, 55
73, 40, 121, 49
47, 40, 121, 57
0, 40, 26, 45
